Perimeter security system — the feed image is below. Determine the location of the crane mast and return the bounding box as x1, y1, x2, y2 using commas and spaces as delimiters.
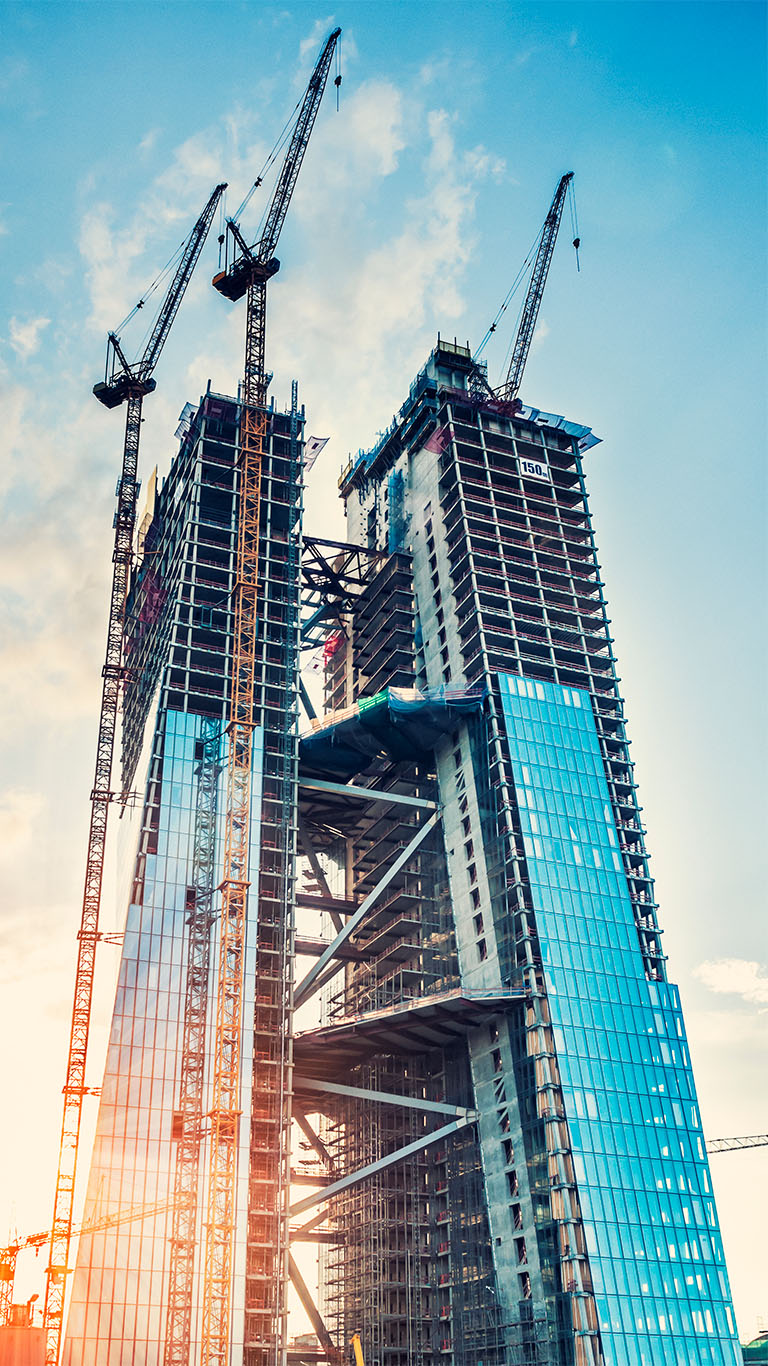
202, 28, 339, 1366
42, 182, 225, 1366
499, 172, 573, 401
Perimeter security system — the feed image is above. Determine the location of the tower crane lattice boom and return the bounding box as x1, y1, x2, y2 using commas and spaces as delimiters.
498, 172, 573, 401
706, 1134, 768, 1154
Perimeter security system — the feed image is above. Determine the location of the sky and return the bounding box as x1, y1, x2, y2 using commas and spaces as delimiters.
0, 0, 766, 1345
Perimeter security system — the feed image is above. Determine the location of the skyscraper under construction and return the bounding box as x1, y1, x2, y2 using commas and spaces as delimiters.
299, 338, 741, 1366
62, 339, 741, 1366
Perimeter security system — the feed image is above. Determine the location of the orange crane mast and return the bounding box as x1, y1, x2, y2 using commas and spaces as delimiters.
42, 181, 226, 1366
202, 28, 340, 1366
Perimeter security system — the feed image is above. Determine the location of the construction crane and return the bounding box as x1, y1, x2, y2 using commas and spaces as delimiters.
202, 28, 340, 1366
42, 181, 226, 1366
3, 1198, 175, 1329
496, 172, 576, 401
707, 1134, 768, 1154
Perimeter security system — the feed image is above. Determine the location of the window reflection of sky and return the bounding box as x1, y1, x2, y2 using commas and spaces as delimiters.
500, 675, 740, 1366
63, 709, 263, 1363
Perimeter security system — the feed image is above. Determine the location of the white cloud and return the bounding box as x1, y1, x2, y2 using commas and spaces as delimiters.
139, 128, 160, 157
9, 315, 50, 359
688, 1005, 768, 1049
531, 318, 551, 354
77, 116, 272, 336
694, 958, 768, 1007
0, 378, 28, 492
299, 16, 335, 64
0, 789, 43, 858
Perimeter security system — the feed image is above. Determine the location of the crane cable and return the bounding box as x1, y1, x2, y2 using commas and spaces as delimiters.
231, 37, 342, 244
568, 176, 581, 271
112, 40, 346, 362
476, 175, 583, 383
474, 224, 544, 361
231, 91, 307, 227
114, 235, 187, 339
110, 181, 231, 373
334, 34, 342, 109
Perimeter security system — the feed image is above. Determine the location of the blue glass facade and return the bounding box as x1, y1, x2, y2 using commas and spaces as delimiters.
63, 710, 264, 1364
498, 673, 741, 1366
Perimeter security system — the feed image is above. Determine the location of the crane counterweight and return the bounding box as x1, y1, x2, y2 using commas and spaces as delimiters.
93, 375, 156, 408
212, 254, 280, 302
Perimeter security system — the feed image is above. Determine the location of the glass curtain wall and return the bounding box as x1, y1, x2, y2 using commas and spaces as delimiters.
63, 710, 263, 1365
498, 674, 741, 1366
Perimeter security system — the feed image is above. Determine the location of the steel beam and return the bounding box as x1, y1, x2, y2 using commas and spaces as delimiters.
288, 1253, 339, 1360
294, 935, 363, 961
294, 811, 441, 1008
293, 1107, 336, 1173
294, 1075, 476, 1118
299, 679, 317, 722
290, 1210, 334, 1240
289, 1115, 473, 1218
297, 817, 343, 932
300, 778, 437, 810
300, 599, 338, 640
296, 893, 359, 915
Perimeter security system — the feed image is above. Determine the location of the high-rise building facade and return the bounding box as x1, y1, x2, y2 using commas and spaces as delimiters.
299, 339, 741, 1366
62, 341, 741, 1366
63, 384, 303, 1365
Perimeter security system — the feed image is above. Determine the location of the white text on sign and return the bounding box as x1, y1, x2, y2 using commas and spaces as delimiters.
519, 457, 551, 482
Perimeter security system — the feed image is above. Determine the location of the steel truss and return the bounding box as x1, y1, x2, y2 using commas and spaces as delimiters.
300, 538, 384, 650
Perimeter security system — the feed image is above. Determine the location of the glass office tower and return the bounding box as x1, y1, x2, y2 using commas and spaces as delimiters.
63, 386, 302, 1364
308, 339, 741, 1365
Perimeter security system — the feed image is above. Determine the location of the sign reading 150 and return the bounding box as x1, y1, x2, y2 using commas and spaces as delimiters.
519, 457, 551, 482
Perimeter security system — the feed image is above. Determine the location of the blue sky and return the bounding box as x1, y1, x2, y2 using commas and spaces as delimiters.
1, 0, 766, 1342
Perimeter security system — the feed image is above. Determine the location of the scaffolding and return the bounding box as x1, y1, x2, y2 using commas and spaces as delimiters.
291, 683, 517, 1366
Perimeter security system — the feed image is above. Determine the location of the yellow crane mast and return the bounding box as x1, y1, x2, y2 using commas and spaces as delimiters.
201, 28, 340, 1366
